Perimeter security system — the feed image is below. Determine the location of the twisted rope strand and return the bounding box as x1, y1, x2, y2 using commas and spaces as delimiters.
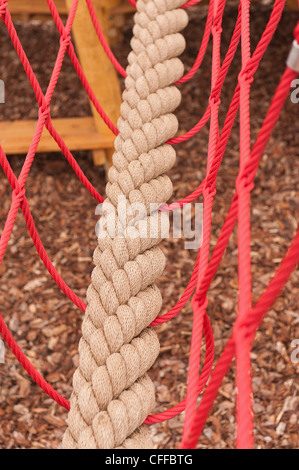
62, 0, 189, 449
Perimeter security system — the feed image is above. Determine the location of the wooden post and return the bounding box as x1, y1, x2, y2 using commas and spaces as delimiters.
66, 0, 122, 169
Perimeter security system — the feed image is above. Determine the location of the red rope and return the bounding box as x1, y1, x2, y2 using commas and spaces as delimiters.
155, 0, 289, 329
182, 224, 299, 448
0, 0, 298, 447
182, 0, 224, 440
0, 0, 93, 406
179, 0, 293, 448
179, 64, 297, 448
235, 0, 254, 449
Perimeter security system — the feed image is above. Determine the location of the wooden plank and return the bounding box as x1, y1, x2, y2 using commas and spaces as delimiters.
0, 117, 114, 154
8, 0, 68, 15
8, 0, 134, 17
286, 0, 299, 10
66, 0, 122, 167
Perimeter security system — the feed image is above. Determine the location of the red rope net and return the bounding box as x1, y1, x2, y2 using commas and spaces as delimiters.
0, 0, 298, 449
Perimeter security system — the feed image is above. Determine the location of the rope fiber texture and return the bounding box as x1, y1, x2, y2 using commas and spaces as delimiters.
62, 0, 189, 449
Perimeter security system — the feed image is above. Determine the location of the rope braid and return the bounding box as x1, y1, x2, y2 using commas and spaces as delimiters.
62, 0, 188, 449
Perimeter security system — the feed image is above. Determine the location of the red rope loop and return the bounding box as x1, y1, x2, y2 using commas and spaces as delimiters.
38, 104, 51, 122
11, 187, 26, 205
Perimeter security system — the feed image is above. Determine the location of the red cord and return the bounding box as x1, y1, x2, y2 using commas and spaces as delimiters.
182, 0, 224, 442
234, 0, 254, 449
180, 59, 296, 453
156, 0, 289, 330
0, 0, 298, 447
183, 224, 299, 448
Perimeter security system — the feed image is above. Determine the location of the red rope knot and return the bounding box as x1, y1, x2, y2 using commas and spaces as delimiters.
0, 1, 8, 18
211, 24, 223, 36
203, 185, 217, 198
38, 104, 51, 123
208, 95, 221, 108
59, 32, 72, 49
192, 294, 209, 312
12, 186, 26, 206
203, 186, 217, 210
235, 173, 255, 194
238, 69, 254, 86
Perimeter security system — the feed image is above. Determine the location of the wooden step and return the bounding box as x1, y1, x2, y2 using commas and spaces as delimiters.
7, 0, 68, 15
0, 117, 115, 155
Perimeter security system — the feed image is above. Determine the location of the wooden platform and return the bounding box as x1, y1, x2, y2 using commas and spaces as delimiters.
7, 0, 68, 15
0, 117, 114, 155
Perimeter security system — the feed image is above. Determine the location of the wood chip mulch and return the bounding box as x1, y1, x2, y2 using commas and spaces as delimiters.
0, 2, 298, 449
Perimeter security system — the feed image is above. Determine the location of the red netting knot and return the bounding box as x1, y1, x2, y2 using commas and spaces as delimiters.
203, 186, 217, 198
238, 69, 254, 86
211, 24, 223, 36
209, 96, 221, 108
192, 295, 209, 312
12, 187, 26, 206
60, 33, 72, 49
203, 187, 217, 207
38, 104, 51, 123
208, 187, 217, 197
235, 174, 255, 193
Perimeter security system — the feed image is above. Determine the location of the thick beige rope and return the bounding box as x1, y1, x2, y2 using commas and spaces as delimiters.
62, 0, 188, 449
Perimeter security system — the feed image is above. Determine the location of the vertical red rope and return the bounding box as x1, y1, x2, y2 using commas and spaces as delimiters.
181, 0, 226, 446
181, 62, 297, 450
235, 0, 254, 449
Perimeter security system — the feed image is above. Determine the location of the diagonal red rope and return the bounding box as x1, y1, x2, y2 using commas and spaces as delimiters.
179, 63, 298, 448
155, 0, 290, 330
0, 0, 85, 411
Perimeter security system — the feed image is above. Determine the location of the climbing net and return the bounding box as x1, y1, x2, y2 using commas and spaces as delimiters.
0, 0, 298, 449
